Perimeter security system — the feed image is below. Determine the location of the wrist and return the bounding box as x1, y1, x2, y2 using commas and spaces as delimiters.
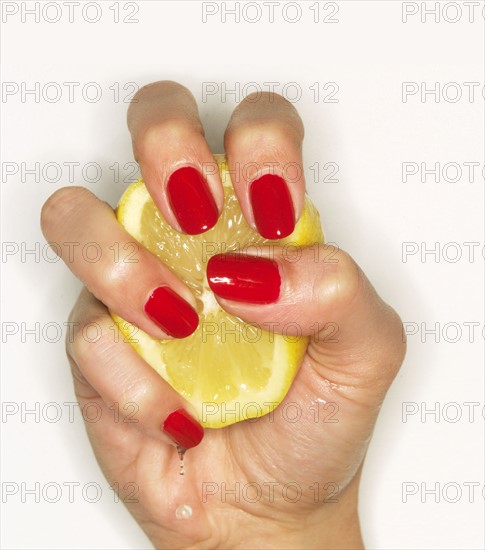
241, 483, 363, 550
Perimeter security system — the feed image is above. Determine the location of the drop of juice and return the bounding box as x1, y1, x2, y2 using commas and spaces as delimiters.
175, 503, 192, 520
177, 445, 186, 476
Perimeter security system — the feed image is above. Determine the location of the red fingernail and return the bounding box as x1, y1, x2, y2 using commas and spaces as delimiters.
250, 174, 295, 239
163, 408, 204, 449
207, 253, 281, 304
144, 286, 198, 338
167, 166, 219, 234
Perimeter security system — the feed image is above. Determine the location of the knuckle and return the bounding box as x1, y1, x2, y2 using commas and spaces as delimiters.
225, 117, 302, 154
320, 246, 406, 359
130, 81, 160, 102
369, 305, 407, 387
67, 311, 110, 367
325, 248, 362, 308
229, 92, 304, 141
244, 90, 285, 103
129, 81, 162, 105
115, 376, 153, 413
132, 80, 193, 103
386, 307, 408, 368
134, 119, 202, 164
40, 186, 90, 239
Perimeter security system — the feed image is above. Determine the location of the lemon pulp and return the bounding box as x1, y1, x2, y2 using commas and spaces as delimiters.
112, 155, 323, 428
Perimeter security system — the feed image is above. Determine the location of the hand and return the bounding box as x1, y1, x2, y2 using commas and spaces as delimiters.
41, 81, 406, 549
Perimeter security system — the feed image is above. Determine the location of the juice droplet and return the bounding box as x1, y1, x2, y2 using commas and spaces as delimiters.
177, 445, 186, 476
175, 504, 192, 520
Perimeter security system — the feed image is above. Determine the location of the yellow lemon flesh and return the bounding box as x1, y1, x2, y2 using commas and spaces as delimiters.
112, 155, 323, 428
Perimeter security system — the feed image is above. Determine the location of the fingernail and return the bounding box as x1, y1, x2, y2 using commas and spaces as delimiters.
144, 286, 198, 338
207, 253, 281, 304
167, 166, 219, 234
163, 408, 204, 449
250, 174, 295, 239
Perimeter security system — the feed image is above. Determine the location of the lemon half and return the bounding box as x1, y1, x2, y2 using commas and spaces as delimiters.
112, 155, 323, 428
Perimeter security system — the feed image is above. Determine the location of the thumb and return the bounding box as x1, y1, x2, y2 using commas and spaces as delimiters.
207, 246, 406, 404
207, 247, 406, 487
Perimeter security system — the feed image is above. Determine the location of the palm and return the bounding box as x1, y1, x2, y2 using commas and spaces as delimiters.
77, 338, 383, 547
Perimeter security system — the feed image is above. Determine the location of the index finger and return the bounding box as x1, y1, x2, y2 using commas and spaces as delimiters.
127, 80, 224, 235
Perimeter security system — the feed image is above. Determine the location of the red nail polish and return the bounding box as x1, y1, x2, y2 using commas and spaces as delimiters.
167, 166, 219, 234
144, 286, 198, 338
163, 408, 204, 449
207, 253, 281, 304
250, 174, 295, 239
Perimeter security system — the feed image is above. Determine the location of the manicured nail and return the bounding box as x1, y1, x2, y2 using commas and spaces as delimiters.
207, 253, 281, 304
144, 286, 198, 338
250, 174, 295, 239
163, 408, 204, 449
167, 166, 219, 234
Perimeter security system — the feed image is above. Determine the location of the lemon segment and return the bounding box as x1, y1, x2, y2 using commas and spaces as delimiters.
112, 155, 323, 428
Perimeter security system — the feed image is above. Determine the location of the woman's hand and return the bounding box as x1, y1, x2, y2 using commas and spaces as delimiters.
41, 81, 406, 550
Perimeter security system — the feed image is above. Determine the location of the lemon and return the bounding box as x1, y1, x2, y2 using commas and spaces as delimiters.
112, 155, 323, 428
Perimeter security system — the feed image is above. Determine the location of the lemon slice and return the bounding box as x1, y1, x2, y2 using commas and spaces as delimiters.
112, 155, 323, 428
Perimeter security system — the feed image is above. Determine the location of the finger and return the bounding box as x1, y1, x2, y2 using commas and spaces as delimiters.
67, 288, 204, 449
207, 247, 406, 396
127, 80, 223, 235
41, 186, 199, 339
224, 92, 305, 239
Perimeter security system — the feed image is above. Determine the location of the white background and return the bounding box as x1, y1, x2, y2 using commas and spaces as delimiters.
1, 1, 484, 548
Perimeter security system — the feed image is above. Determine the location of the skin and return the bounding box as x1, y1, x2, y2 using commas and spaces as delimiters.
41, 81, 406, 549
